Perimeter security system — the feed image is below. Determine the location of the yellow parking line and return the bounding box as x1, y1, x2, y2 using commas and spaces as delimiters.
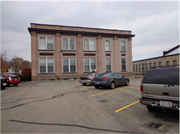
88, 86, 129, 97
115, 100, 139, 113
71, 84, 82, 87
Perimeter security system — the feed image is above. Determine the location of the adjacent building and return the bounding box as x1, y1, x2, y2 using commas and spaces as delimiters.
133, 45, 179, 74
28, 23, 135, 81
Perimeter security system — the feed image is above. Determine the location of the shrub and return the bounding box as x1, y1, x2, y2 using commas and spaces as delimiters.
22, 68, 31, 75
18, 75, 31, 81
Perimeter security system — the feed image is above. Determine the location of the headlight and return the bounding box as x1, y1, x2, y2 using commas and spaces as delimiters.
9, 77, 12, 80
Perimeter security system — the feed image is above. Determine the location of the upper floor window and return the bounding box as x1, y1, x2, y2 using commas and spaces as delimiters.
63, 58, 76, 73
84, 39, 96, 51
105, 40, 111, 51
39, 58, 54, 73
39, 36, 54, 50
84, 58, 96, 72
121, 40, 126, 51
62, 37, 76, 50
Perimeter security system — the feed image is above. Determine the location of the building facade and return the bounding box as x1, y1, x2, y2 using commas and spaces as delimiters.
133, 45, 179, 74
28, 23, 135, 81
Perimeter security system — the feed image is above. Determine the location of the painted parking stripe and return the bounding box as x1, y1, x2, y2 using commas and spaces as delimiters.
128, 86, 139, 90
115, 100, 139, 113
77, 87, 93, 90
71, 84, 82, 87
88, 86, 129, 97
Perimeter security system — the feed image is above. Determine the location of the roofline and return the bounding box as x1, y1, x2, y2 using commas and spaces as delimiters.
163, 44, 180, 56
28, 28, 135, 38
30, 23, 132, 32
133, 53, 179, 62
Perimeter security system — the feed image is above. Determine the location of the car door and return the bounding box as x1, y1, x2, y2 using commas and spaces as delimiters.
112, 73, 119, 85
117, 73, 125, 85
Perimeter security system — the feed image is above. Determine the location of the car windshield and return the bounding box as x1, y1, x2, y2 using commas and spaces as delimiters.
85, 73, 93, 77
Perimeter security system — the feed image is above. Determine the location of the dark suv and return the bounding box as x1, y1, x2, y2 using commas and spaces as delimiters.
139, 67, 179, 111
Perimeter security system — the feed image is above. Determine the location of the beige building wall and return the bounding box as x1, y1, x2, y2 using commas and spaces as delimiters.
29, 23, 135, 81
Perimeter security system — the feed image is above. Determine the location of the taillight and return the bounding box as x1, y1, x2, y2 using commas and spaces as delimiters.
140, 85, 143, 92
103, 77, 108, 81
92, 77, 95, 81
9, 77, 12, 80
86, 78, 89, 80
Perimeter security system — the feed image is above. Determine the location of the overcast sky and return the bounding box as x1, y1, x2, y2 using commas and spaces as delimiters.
1, 1, 179, 62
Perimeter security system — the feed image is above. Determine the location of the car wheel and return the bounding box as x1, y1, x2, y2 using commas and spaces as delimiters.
1, 86, 5, 90
125, 80, 129, 86
95, 86, 99, 89
110, 82, 115, 89
14, 84, 17, 86
146, 105, 156, 112
82, 83, 86, 86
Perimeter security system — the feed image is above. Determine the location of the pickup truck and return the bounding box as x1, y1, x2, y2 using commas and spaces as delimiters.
139, 67, 179, 111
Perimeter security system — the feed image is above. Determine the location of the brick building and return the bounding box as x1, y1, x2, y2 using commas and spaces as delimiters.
28, 23, 135, 81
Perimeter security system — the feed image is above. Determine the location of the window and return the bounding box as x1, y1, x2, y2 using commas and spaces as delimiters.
145, 63, 147, 71
173, 60, 177, 66
84, 39, 96, 51
158, 62, 162, 67
136, 64, 137, 72
105, 40, 111, 51
139, 64, 141, 72
106, 58, 111, 71
39, 36, 54, 50
63, 58, 76, 73
39, 58, 54, 73
142, 64, 144, 72
166, 61, 170, 66
149, 63, 152, 69
133, 65, 135, 72
62, 37, 76, 50
121, 40, 126, 51
154, 62, 156, 67
121, 58, 126, 71
84, 58, 96, 72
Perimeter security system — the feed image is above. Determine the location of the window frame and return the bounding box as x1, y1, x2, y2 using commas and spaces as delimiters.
121, 58, 126, 71
120, 40, 126, 52
83, 58, 96, 72
62, 58, 77, 73
83, 38, 96, 51
38, 36, 54, 50
62, 37, 76, 50
39, 58, 54, 73
105, 40, 111, 51
106, 58, 111, 71
173, 60, 177, 66
166, 61, 170, 66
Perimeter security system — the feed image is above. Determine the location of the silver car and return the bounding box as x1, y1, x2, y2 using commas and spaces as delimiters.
79, 73, 101, 85
139, 67, 179, 111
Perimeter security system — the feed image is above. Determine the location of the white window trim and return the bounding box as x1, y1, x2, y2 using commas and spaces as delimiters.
121, 40, 126, 51
39, 58, 54, 73
83, 58, 96, 72
62, 37, 76, 50
62, 58, 77, 73
105, 58, 111, 71
105, 40, 111, 51
83, 38, 96, 51
38, 36, 54, 50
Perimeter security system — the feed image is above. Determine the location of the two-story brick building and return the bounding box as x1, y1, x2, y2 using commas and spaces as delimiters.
28, 23, 135, 81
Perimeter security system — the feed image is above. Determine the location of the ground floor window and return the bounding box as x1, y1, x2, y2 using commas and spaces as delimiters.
39, 58, 54, 73
63, 58, 76, 73
106, 58, 111, 71
121, 58, 126, 71
173, 60, 177, 66
166, 61, 170, 66
84, 58, 96, 72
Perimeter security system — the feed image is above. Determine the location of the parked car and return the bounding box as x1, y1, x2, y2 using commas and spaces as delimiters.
92, 72, 129, 89
79, 73, 101, 85
2, 74, 20, 86
1, 75, 8, 89
139, 67, 179, 111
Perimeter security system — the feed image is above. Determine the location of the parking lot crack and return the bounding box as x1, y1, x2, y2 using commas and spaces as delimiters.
9, 119, 139, 133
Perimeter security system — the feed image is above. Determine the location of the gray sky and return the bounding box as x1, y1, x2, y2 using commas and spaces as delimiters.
1, 1, 179, 61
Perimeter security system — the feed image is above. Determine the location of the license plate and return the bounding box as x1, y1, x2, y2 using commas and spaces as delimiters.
3, 83, 7, 86
96, 82, 100, 84
160, 101, 172, 107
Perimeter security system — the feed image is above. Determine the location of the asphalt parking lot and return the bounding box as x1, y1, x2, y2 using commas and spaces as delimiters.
1, 78, 179, 133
